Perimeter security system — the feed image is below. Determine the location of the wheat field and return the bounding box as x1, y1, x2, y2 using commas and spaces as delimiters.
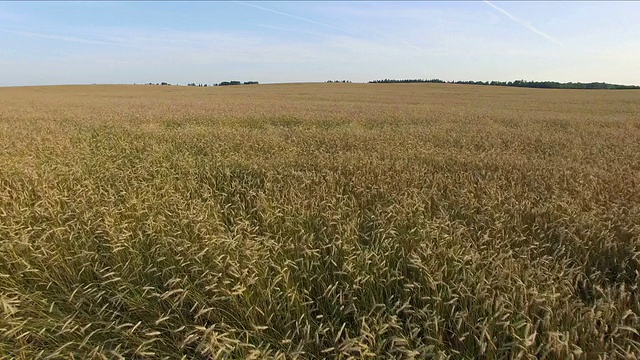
0, 83, 639, 359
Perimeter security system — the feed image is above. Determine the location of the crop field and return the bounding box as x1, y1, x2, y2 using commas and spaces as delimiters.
0, 83, 639, 358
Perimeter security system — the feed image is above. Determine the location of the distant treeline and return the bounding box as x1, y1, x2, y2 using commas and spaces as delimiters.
369, 79, 640, 89
369, 79, 446, 84
217, 81, 259, 86
187, 81, 259, 87
145, 81, 259, 87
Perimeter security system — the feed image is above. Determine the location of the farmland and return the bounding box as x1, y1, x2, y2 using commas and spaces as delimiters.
0, 83, 639, 358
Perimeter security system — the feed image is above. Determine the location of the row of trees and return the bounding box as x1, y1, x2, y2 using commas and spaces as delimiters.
143, 79, 637, 89
369, 78, 640, 89
187, 81, 259, 87
218, 81, 259, 86
449, 79, 640, 89
369, 79, 445, 84
144, 81, 259, 87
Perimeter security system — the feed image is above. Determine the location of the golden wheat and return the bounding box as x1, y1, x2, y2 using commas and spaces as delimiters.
0, 83, 638, 359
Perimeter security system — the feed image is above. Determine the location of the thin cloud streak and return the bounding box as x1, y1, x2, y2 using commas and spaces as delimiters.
484, 1, 563, 46
234, 1, 360, 36
238, 2, 425, 53
1, 28, 136, 47
253, 24, 334, 38
399, 40, 425, 53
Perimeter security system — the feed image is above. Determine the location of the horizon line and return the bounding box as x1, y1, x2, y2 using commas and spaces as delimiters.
2, 78, 640, 89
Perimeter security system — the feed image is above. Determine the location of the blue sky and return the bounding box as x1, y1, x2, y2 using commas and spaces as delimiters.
1, 1, 639, 86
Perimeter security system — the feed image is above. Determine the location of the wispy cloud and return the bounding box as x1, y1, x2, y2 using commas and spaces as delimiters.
484, 1, 563, 46
238, 1, 426, 53
234, 1, 359, 36
0, 28, 136, 47
253, 24, 335, 39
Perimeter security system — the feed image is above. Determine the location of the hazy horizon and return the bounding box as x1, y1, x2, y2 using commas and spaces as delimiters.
1, 1, 639, 87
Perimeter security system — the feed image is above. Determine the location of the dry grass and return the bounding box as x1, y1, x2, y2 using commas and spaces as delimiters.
0, 83, 639, 359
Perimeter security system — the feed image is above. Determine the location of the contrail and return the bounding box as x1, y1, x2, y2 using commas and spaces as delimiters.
1, 28, 135, 47
236, 1, 425, 53
235, 1, 359, 36
254, 24, 334, 38
484, 1, 563, 46
400, 40, 426, 53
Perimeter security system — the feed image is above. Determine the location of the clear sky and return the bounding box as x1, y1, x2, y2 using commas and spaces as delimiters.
1, 1, 639, 86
